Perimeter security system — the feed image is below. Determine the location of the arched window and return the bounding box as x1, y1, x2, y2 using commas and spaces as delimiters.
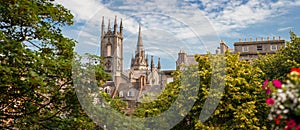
104, 86, 111, 94
119, 91, 124, 97
107, 45, 111, 57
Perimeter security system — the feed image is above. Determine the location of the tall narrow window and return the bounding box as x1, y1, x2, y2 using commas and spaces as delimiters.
107, 45, 111, 56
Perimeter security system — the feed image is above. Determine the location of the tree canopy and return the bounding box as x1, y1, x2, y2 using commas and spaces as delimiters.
0, 0, 98, 129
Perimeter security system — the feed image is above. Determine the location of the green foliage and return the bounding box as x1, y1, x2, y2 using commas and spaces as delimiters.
187, 53, 270, 129
0, 0, 106, 129
132, 52, 271, 129
254, 31, 300, 81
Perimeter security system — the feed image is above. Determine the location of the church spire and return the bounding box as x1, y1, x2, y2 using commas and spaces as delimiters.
114, 15, 117, 35
151, 55, 154, 71
101, 16, 105, 39
108, 19, 111, 31
146, 54, 149, 67
157, 57, 161, 70
120, 18, 123, 36
136, 24, 143, 56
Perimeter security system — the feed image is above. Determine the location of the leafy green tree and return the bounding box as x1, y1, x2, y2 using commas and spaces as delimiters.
193, 53, 270, 129
133, 53, 271, 129
254, 31, 300, 81
0, 0, 106, 129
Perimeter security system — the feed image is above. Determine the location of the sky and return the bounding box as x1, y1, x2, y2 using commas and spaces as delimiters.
55, 0, 300, 70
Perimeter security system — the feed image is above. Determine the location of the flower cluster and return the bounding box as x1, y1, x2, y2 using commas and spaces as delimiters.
262, 68, 300, 130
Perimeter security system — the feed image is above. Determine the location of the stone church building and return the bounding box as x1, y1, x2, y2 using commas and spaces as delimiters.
100, 16, 171, 109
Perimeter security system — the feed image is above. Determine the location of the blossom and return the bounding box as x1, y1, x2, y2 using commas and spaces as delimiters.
266, 98, 275, 105
275, 115, 282, 125
266, 87, 271, 94
286, 119, 297, 129
273, 79, 282, 88
290, 68, 300, 76
262, 79, 269, 89
295, 125, 300, 130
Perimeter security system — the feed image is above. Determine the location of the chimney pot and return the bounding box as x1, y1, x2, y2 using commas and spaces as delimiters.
273, 36, 275, 40
267, 36, 270, 41
279, 36, 281, 40
261, 37, 264, 41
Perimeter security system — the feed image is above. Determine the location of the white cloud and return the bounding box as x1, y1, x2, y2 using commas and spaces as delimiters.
278, 27, 292, 32
56, 0, 300, 69
202, 0, 300, 36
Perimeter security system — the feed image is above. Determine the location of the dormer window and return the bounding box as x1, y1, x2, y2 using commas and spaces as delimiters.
127, 91, 134, 97
119, 91, 124, 97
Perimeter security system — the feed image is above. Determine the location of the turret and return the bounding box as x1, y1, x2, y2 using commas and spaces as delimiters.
120, 19, 123, 36
107, 19, 111, 31
145, 54, 149, 67
136, 25, 143, 56
101, 16, 105, 39
157, 57, 161, 70
151, 55, 154, 71
114, 16, 117, 35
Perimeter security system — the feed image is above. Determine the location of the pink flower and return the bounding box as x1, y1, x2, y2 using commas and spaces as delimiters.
266, 87, 271, 94
262, 79, 269, 89
266, 98, 274, 105
295, 125, 300, 130
286, 119, 297, 129
272, 79, 282, 89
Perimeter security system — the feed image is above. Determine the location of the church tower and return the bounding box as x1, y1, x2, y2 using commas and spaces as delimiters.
100, 16, 123, 84
130, 25, 148, 70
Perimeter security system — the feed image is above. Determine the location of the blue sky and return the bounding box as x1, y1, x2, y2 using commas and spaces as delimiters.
56, 0, 300, 70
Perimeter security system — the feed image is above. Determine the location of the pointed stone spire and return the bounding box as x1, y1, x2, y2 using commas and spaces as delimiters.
157, 57, 161, 70
101, 16, 105, 39
131, 54, 134, 68
145, 54, 149, 67
136, 25, 143, 56
151, 55, 154, 71
120, 18, 123, 36
114, 15, 117, 35
107, 19, 111, 31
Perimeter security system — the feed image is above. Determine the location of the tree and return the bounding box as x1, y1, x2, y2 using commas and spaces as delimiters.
133, 53, 271, 129
0, 0, 101, 129
254, 31, 300, 81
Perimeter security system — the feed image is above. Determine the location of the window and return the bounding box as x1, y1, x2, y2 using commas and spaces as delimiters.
107, 45, 111, 56
119, 91, 123, 97
104, 87, 111, 94
242, 46, 249, 52
257, 45, 262, 51
270, 45, 277, 51
127, 91, 134, 97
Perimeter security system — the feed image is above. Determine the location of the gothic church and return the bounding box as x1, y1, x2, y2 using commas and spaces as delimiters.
100, 16, 169, 108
